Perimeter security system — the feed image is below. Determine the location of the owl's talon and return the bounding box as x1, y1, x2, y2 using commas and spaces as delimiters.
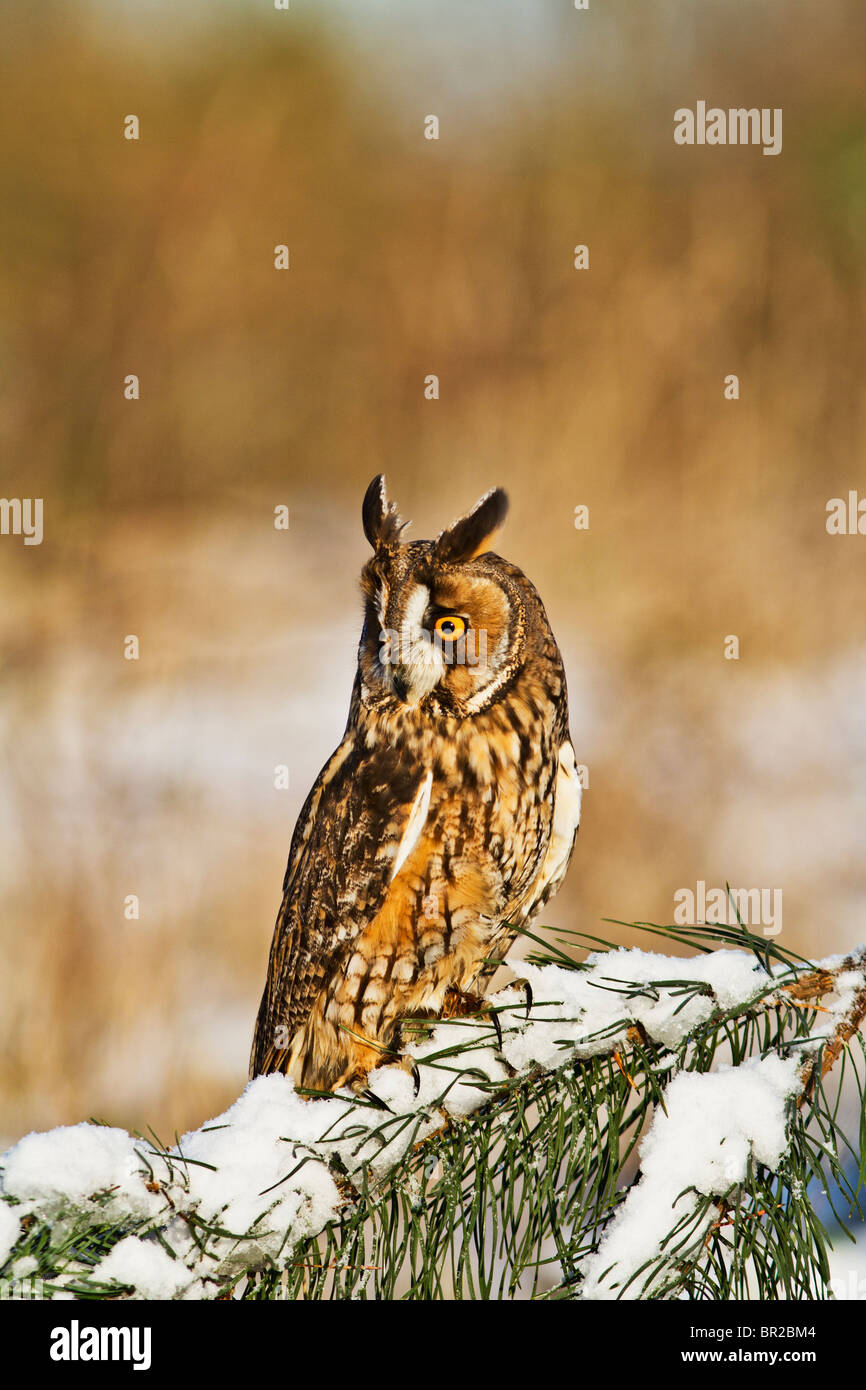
360, 1087, 393, 1113
510, 977, 534, 1022
442, 985, 504, 1049
410, 1062, 421, 1098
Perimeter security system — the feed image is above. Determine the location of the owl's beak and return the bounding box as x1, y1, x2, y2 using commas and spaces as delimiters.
381, 619, 446, 705
387, 652, 443, 705
389, 663, 427, 704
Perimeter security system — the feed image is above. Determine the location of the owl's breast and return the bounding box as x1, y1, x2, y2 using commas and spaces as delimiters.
418, 714, 560, 913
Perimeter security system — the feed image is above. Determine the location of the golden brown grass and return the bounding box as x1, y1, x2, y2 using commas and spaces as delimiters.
1, 0, 864, 1141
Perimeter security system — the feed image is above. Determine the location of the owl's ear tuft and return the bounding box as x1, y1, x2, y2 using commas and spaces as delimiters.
434, 487, 509, 564
362, 475, 406, 549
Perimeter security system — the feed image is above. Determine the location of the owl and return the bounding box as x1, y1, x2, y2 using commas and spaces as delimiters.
250, 477, 581, 1092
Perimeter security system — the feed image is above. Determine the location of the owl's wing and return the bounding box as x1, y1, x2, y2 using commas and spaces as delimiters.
516, 738, 582, 922
250, 728, 431, 1077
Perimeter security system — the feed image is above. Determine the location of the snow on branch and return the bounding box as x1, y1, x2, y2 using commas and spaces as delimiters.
1, 939, 865, 1300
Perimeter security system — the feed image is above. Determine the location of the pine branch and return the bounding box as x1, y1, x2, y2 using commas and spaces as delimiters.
581, 945, 866, 1300
797, 954, 866, 1103
1, 923, 865, 1300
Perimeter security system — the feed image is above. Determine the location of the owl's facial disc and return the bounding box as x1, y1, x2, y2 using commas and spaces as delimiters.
380, 582, 446, 705
361, 560, 521, 712
358, 482, 522, 714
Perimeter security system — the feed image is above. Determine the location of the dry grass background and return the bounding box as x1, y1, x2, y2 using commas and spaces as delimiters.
0, 0, 865, 1144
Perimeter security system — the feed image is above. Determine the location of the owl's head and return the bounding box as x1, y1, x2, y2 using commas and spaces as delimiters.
357, 476, 549, 718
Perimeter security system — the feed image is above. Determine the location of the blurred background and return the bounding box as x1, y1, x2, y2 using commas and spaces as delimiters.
0, 0, 865, 1152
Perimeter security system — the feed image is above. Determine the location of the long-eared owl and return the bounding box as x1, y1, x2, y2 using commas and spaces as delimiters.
250, 478, 581, 1091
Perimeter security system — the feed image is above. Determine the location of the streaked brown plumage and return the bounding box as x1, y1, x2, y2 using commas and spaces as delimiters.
250, 477, 581, 1091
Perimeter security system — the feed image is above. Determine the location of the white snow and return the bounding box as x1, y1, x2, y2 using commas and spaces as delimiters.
500, 948, 769, 1071
171, 1074, 344, 1266
579, 1053, 802, 1300
95, 1236, 192, 1300
1, 1123, 164, 1222
0, 1203, 21, 1267
407, 1018, 511, 1121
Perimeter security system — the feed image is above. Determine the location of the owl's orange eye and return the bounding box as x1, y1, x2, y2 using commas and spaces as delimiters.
433, 614, 467, 641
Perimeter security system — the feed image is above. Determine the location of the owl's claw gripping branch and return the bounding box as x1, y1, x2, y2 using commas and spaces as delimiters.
360, 1088, 394, 1114
441, 986, 487, 1019
441, 986, 505, 1048
508, 977, 534, 1023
